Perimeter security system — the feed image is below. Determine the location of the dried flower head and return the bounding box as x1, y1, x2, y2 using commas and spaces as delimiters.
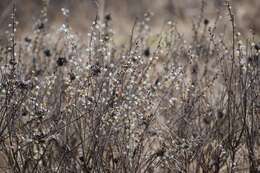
90, 64, 101, 76
16, 80, 32, 90
69, 72, 76, 81
203, 117, 211, 125
105, 14, 112, 21
56, 57, 67, 66
204, 18, 209, 25
24, 37, 32, 43
144, 47, 150, 57
191, 63, 199, 74
254, 42, 260, 51
217, 110, 224, 119
37, 22, 44, 30
44, 49, 51, 57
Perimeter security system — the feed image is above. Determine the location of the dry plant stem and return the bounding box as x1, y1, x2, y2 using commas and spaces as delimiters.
10, 2, 16, 74
226, 1, 237, 172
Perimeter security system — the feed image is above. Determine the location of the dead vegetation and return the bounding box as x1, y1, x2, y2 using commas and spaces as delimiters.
0, 0, 259, 172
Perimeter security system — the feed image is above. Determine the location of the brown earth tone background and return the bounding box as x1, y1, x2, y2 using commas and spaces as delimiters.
0, 0, 260, 40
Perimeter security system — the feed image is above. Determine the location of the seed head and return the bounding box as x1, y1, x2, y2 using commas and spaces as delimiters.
16, 80, 32, 90
37, 22, 44, 30
155, 148, 165, 157
44, 49, 51, 57
105, 14, 112, 21
79, 156, 84, 162
204, 19, 209, 25
56, 57, 67, 66
144, 47, 150, 57
203, 117, 211, 125
24, 37, 32, 43
191, 64, 198, 74
91, 64, 101, 76
254, 43, 260, 51
217, 110, 224, 119
69, 72, 76, 81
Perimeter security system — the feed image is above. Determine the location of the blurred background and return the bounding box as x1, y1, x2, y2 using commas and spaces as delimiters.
0, 0, 260, 41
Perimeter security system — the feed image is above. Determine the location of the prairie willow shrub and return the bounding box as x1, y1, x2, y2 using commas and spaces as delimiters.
0, 8, 259, 173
